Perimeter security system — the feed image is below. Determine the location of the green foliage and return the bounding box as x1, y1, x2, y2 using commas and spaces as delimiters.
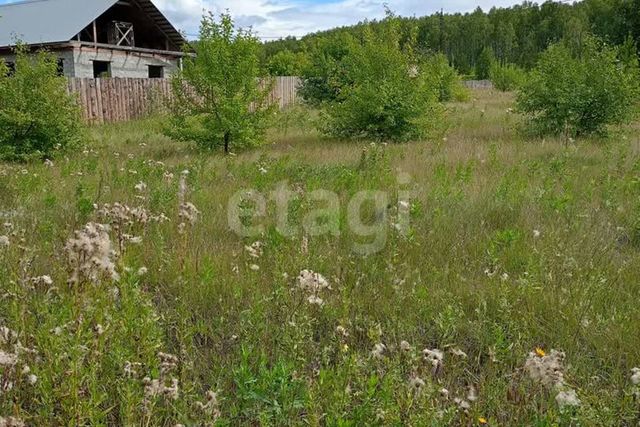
517, 36, 640, 137
298, 33, 353, 106
0, 46, 82, 161
319, 19, 444, 141
475, 46, 496, 79
166, 13, 276, 153
423, 53, 469, 102
490, 62, 527, 91
266, 49, 309, 76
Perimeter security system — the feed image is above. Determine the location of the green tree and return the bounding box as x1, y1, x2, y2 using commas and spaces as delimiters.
0, 45, 82, 161
517, 36, 639, 137
320, 18, 443, 141
166, 13, 275, 153
475, 46, 495, 79
266, 50, 308, 76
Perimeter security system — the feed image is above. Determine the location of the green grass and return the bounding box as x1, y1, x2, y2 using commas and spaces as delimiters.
1, 90, 640, 425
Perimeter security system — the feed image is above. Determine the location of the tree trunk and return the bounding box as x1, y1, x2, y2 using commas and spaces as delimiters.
223, 131, 230, 154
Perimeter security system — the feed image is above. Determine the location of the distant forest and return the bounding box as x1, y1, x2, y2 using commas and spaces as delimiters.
259, 0, 640, 76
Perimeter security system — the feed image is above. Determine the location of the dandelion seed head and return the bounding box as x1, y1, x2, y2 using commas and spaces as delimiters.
631, 367, 640, 385
555, 388, 581, 409
371, 343, 386, 360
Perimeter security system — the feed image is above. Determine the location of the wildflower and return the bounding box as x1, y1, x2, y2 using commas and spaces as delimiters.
163, 171, 174, 182
195, 390, 221, 419
249, 264, 260, 271
535, 347, 546, 357
409, 375, 425, 390
423, 348, 444, 374
371, 343, 387, 360
31, 275, 53, 287
65, 222, 119, 284
467, 385, 478, 402
123, 361, 141, 377
524, 349, 566, 388
135, 182, 147, 192
158, 352, 179, 374
137, 267, 148, 276
51, 326, 63, 336
0, 327, 16, 345
258, 166, 268, 174
454, 397, 471, 412
44, 159, 54, 167
451, 348, 467, 358
336, 326, 349, 337
307, 295, 324, 306
0, 236, 9, 247
500, 272, 509, 281
27, 374, 37, 385
631, 367, 640, 385
297, 270, 330, 293
533, 229, 541, 238
400, 340, 412, 352
479, 417, 488, 424
555, 388, 581, 409
179, 202, 200, 226
94, 324, 105, 336
440, 388, 450, 399
245, 241, 263, 258
0, 350, 18, 366
0, 416, 26, 427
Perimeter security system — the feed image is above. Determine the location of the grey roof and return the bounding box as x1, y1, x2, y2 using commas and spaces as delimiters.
0, 0, 186, 49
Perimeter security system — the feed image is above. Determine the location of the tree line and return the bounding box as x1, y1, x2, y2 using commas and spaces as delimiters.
260, 0, 640, 77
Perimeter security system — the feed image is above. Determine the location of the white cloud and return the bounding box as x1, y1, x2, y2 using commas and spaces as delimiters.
1, 0, 528, 39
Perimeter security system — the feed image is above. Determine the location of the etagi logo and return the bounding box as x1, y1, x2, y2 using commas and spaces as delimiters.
227, 173, 413, 255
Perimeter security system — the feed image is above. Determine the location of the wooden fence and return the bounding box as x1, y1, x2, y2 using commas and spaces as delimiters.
463, 79, 494, 89
67, 76, 301, 124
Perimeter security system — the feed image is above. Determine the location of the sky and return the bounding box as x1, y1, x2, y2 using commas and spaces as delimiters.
0, 0, 526, 40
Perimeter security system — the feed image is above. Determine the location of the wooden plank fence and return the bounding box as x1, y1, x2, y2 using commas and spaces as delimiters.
67, 76, 302, 124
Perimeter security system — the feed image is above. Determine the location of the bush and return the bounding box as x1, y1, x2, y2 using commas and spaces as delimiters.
423, 53, 469, 102
490, 62, 527, 91
0, 46, 82, 161
319, 19, 444, 142
166, 13, 275, 153
517, 36, 640, 137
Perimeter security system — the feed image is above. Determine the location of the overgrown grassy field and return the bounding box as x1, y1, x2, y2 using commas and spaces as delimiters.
1, 89, 640, 426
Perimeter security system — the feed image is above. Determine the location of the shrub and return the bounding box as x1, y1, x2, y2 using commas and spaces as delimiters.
490, 62, 527, 91
166, 13, 275, 153
319, 19, 444, 142
423, 53, 469, 102
0, 46, 82, 161
517, 36, 640, 137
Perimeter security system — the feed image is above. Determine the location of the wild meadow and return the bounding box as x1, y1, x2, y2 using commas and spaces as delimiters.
1, 89, 639, 425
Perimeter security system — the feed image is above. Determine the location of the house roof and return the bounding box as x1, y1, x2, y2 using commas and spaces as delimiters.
0, 0, 186, 49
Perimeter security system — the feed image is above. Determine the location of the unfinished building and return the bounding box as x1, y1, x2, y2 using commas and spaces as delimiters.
0, 0, 188, 78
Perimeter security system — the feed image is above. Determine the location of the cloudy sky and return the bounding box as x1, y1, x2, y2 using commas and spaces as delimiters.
0, 0, 525, 39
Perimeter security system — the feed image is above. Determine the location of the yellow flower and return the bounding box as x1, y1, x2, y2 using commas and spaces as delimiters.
535, 347, 546, 357
479, 417, 488, 424
342, 344, 349, 353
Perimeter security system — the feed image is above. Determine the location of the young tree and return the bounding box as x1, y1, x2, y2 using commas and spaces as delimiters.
475, 46, 496, 79
320, 17, 444, 141
0, 46, 82, 161
166, 13, 275, 153
517, 36, 639, 137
